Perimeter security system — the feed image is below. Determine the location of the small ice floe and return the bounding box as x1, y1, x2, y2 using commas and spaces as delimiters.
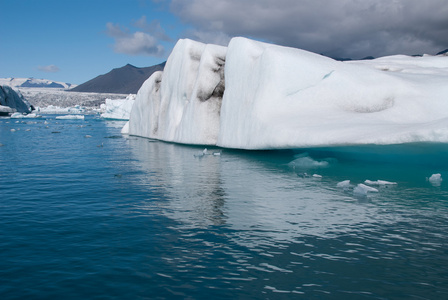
364, 180, 397, 186
10, 112, 41, 119
194, 148, 209, 157
213, 151, 222, 156
312, 174, 322, 179
288, 153, 330, 169
10, 129, 16, 132
55, 115, 85, 120
428, 173, 443, 186
353, 183, 379, 196
85, 135, 92, 138
337, 180, 351, 189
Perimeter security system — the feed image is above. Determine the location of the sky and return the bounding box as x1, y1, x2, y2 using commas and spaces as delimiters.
1, 0, 447, 85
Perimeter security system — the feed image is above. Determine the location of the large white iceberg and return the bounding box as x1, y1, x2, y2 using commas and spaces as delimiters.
123, 37, 448, 149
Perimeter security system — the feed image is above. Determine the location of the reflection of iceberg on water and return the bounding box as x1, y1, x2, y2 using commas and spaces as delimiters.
126, 137, 391, 246
123, 37, 448, 150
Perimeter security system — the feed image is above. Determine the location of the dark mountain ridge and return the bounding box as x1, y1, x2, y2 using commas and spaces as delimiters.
71, 62, 166, 94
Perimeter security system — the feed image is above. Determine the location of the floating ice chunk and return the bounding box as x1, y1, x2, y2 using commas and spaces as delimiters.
428, 173, 443, 186
337, 180, 351, 189
288, 154, 330, 169
55, 115, 85, 120
364, 179, 397, 185
10, 112, 25, 118
354, 183, 379, 196
85, 135, 92, 138
101, 95, 135, 120
312, 174, 322, 178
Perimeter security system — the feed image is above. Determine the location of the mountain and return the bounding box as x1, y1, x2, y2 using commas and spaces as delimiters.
71, 62, 166, 94
0, 78, 75, 89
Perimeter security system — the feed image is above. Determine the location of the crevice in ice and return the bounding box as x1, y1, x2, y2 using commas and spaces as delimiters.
322, 70, 334, 80
198, 56, 226, 102
154, 78, 161, 93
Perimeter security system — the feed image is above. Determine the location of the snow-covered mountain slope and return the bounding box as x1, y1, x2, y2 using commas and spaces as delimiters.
0, 78, 75, 89
124, 37, 448, 149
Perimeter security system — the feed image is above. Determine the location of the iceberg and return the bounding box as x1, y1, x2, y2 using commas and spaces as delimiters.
124, 37, 448, 150
100, 95, 136, 120
0, 85, 32, 114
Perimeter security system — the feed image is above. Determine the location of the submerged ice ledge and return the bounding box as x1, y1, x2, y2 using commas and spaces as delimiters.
123, 37, 448, 150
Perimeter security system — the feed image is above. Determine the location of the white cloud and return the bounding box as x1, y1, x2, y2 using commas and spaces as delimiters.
37, 65, 60, 73
106, 21, 165, 56
170, 0, 448, 58
133, 16, 172, 42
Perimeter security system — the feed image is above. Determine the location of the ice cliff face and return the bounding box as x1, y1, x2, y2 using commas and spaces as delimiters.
124, 37, 448, 149
0, 85, 32, 114
126, 39, 226, 145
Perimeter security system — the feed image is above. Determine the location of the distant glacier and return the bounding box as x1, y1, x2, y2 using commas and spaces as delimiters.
123, 37, 448, 149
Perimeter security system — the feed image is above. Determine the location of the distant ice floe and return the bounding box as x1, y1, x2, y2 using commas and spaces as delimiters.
36, 104, 86, 114
10, 112, 41, 119
55, 115, 85, 120
288, 154, 330, 169
364, 180, 397, 186
337, 179, 397, 197
100, 95, 135, 120
193, 148, 222, 157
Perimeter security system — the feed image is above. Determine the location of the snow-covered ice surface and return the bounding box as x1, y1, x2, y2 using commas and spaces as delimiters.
100, 95, 135, 120
126, 37, 448, 150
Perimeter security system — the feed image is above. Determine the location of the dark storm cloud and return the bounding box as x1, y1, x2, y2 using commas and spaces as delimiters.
170, 0, 448, 58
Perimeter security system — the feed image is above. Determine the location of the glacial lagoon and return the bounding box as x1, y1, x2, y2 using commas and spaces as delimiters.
1, 115, 447, 299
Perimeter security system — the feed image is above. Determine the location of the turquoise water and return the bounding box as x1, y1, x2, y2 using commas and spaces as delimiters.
1, 115, 448, 299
